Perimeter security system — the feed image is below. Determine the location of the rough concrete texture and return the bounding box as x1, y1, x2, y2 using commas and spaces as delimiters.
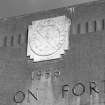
0, 1, 105, 105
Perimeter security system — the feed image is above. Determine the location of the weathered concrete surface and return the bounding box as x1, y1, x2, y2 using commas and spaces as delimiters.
0, 1, 105, 105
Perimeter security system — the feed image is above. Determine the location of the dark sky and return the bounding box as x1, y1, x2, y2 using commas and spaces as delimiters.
0, 0, 97, 18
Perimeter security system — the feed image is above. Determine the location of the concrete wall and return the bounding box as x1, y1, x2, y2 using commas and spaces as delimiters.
0, 1, 105, 105
0, 0, 97, 18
